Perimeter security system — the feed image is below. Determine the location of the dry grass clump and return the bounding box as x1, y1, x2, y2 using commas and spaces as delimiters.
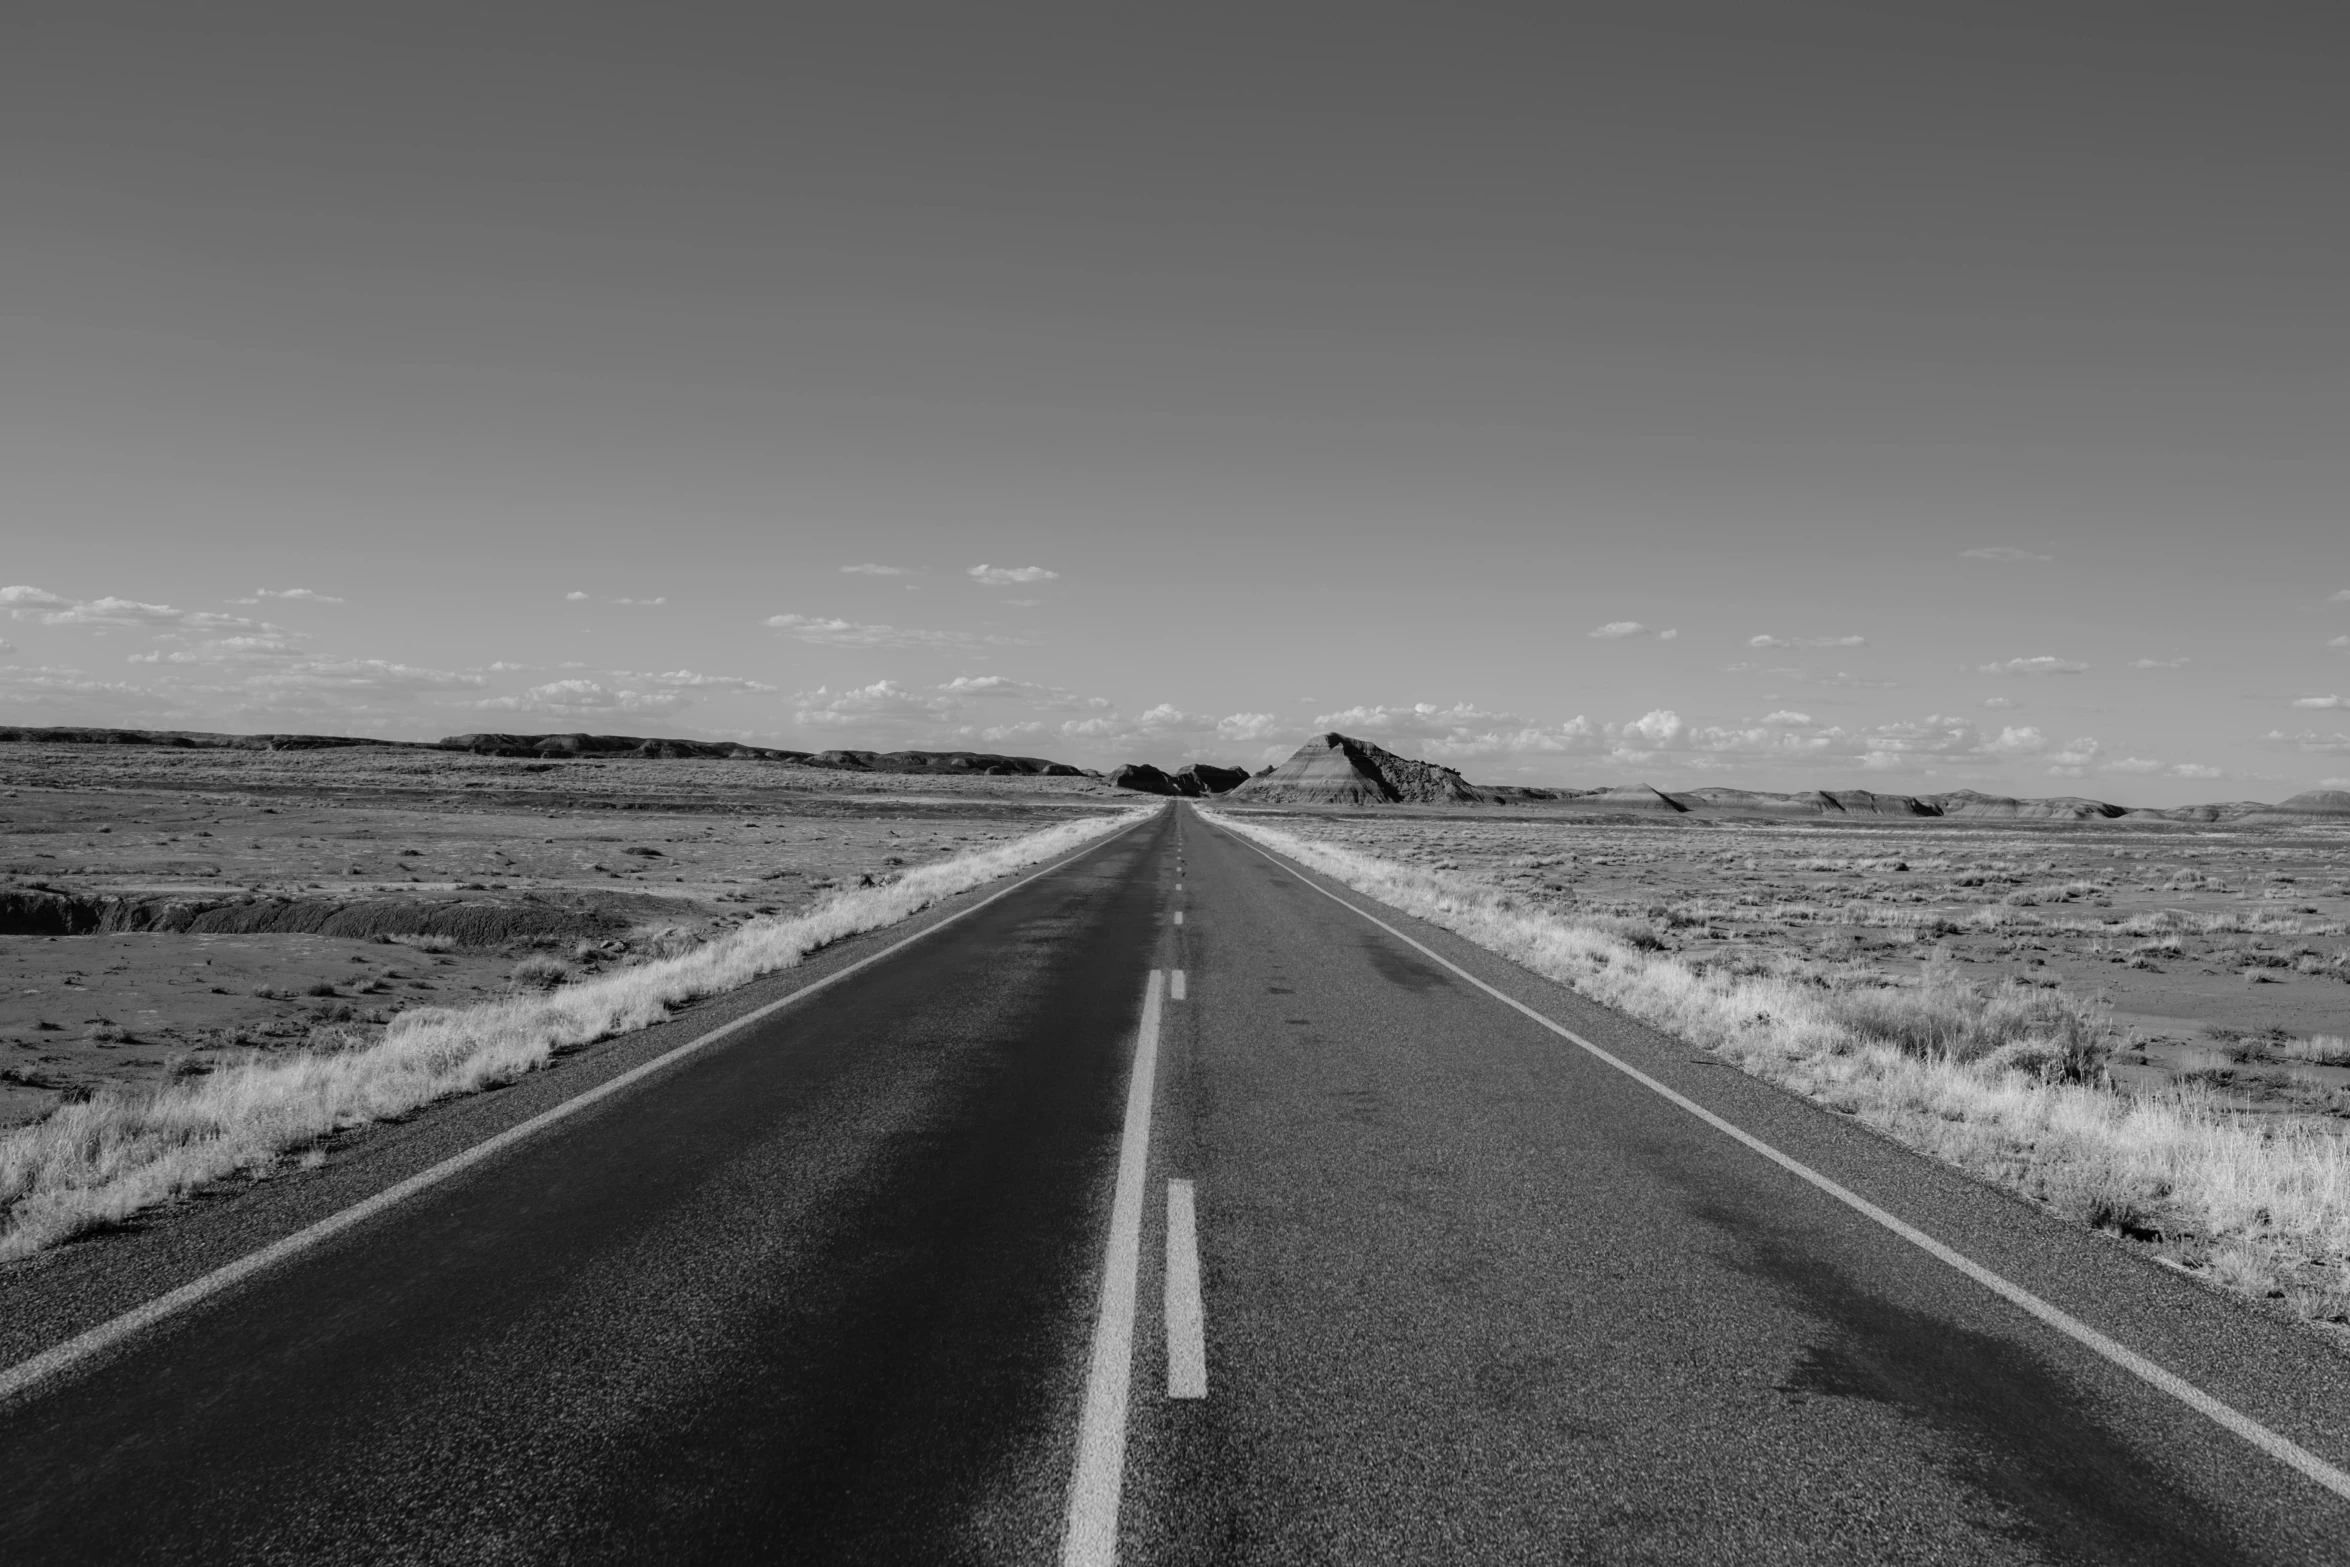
0, 806, 1151, 1262
1205, 810, 2350, 1328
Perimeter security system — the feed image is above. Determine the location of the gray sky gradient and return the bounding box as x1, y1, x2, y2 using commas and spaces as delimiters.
5, 4, 2345, 802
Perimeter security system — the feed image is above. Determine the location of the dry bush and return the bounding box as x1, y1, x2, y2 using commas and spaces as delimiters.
508, 955, 574, 990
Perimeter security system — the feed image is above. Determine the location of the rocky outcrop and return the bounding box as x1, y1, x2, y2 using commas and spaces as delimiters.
1228, 734, 1486, 806
1111, 763, 1178, 795
1173, 763, 1249, 797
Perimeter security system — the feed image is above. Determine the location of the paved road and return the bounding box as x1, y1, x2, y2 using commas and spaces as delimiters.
4, 802, 2349, 1562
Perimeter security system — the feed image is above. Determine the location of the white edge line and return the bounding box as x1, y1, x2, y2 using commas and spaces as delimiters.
1062, 969, 1165, 1566
1207, 818, 2350, 1506
0, 811, 1160, 1408
1165, 1178, 1206, 1400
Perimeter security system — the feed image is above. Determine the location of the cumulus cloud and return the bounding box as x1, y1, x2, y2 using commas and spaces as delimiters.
473, 679, 688, 716
2131, 657, 2189, 670
1987, 726, 2047, 754
2292, 694, 2347, 710
2, 585, 272, 634
1587, 622, 1677, 640
841, 564, 911, 576
1960, 547, 2052, 563
1812, 671, 1900, 689
1748, 634, 1865, 650
2329, 636, 2349, 651
1979, 656, 2090, 677
565, 591, 590, 601
2105, 757, 2163, 774
2332, 590, 2350, 603
612, 597, 667, 607
967, 564, 1058, 586
1981, 696, 2017, 709
2170, 763, 2225, 779
764, 613, 983, 649
1760, 711, 1814, 726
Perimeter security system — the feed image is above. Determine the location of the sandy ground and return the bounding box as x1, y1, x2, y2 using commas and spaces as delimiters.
0, 744, 1123, 1127
1227, 808, 2350, 1126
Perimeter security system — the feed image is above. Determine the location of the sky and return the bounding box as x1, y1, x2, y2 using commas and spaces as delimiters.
4, 4, 2345, 804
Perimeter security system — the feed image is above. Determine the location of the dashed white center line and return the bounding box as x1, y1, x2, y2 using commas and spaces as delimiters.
1061, 970, 1166, 1567
1169, 969, 1187, 1001
1172, 911, 1183, 926
1165, 1179, 1207, 1399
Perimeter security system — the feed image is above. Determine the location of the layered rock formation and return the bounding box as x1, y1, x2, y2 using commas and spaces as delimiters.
1227, 734, 1486, 806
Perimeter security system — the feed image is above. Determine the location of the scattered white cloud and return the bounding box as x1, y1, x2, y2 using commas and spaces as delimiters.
0, 664, 181, 713
0, 640, 16, 657
2131, 657, 2189, 670
125, 634, 305, 667
1979, 656, 2090, 677
1960, 547, 2052, 563
612, 596, 667, 607
2262, 729, 2350, 755
764, 613, 984, 649
841, 564, 912, 576
2322, 776, 2350, 788
1812, 671, 1900, 689
239, 659, 488, 697
2, 585, 273, 634
1987, 726, 2047, 754
2293, 694, 2347, 710
1749, 635, 1865, 649
2331, 589, 2350, 603
565, 591, 590, 601
1760, 710, 1813, 726
611, 668, 778, 693
2170, 763, 2225, 779
473, 679, 688, 716
936, 675, 1110, 710
1981, 696, 2017, 709
2329, 635, 2349, 650
2105, 757, 2162, 774
967, 564, 1059, 586
794, 680, 960, 731
241, 588, 346, 604
487, 661, 537, 672
1216, 712, 1283, 742
1587, 621, 1677, 640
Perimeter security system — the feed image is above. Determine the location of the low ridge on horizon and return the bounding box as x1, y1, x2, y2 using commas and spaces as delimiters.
6, 723, 2349, 822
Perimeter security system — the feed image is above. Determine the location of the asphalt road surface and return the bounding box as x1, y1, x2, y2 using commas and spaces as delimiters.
4, 802, 2349, 1563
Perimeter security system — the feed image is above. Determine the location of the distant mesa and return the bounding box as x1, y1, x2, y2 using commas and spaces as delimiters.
1207, 732, 2350, 824
1110, 763, 1176, 795
0, 726, 1095, 779
439, 733, 1089, 775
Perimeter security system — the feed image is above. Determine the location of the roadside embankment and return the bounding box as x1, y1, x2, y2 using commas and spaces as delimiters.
1203, 808, 2350, 1335
0, 806, 1154, 1262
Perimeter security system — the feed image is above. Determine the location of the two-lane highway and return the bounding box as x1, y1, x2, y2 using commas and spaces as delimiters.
5, 800, 2349, 1563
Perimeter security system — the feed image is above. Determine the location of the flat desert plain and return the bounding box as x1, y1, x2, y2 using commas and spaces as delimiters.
0, 743, 1126, 1128
1234, 808, 2350, 1125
